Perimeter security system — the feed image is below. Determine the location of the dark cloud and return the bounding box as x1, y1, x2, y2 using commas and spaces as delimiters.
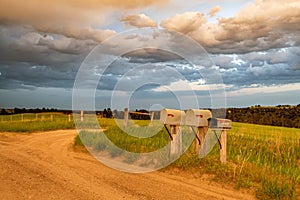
0, 62, 77, 90
123, 48, 182, 63
0, 24, 94, 90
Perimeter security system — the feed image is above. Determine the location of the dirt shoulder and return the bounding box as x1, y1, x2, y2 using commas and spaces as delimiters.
0, 130, 255, 200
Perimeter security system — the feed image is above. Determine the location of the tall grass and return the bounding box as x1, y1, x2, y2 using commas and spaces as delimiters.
75, 119, 300, 199
0, 113, 75, 132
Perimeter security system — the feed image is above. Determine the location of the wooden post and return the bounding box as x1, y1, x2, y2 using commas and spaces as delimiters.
149, 112, 155, 126
170, 125, 182, 155
68, 114, 71, 122
124, 108, 128, 128
220, 130, 227, 164
151, 112, 154, 122
21, 114, 24, 122
195, 127, 201, 154
80, 110, 84, 122
11, 115, 12, 122
195, 127, 208, 154
36, 113, 38, 121
51, 114, 53, 122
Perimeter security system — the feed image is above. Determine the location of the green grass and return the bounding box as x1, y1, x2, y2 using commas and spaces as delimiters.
1, 114, 299, 199
75, 119, 300, 199
0, 113, 75, 132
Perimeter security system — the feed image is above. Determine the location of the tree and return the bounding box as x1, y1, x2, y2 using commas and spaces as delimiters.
0, 109, 7, 115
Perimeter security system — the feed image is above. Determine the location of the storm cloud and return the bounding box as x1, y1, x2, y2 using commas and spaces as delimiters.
0, 0, 299, 108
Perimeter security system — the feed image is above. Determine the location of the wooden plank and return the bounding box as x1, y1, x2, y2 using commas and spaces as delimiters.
220, 130, 227, 164
170, 125, 182, 155
196, 127, 208, 154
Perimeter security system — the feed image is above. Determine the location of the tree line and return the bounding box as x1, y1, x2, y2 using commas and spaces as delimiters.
1, 105, 300, 128
226, 105, 300, 128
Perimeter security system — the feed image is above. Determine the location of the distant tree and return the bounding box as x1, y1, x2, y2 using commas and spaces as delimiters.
106, 108, 113, 118
102, 108, 113, 118
0, 109, 7, 115
103, 109, 107, 118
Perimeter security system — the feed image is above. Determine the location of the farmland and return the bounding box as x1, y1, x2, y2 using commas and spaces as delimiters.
0, 113, 299, 199
0, 113, 75, 132
75, 118, 300, 200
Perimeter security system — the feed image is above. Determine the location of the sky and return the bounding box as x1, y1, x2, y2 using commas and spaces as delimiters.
0, 0, 299, 110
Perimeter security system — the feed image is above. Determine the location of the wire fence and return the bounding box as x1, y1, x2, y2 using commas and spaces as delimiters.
0, 113, 72, 123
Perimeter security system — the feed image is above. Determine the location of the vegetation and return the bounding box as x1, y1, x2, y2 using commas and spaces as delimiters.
2, 104, 300, 128
227, 105, 300, 128
0, 113, 75, 132
74, 119, 300, 200
1, 110, 299, 199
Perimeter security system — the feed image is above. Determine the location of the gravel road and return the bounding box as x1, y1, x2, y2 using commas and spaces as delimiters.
0, 130, 254, 200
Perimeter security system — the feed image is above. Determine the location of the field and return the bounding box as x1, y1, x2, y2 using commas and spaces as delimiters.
75, 118, 300, 200
0, 113, 75, 132
1, 113, 299, 199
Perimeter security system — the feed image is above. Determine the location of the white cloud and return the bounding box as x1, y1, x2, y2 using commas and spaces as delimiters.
208, 6, 220, 17
161, 12, 207, 34
227, 83, 300, 97
121, 14, 157, 28
161, 0, 300, 53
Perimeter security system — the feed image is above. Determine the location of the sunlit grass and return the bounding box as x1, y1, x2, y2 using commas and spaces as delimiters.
1, 114, 299, 199
0, 113, 75, 132
75, 119, 300, 199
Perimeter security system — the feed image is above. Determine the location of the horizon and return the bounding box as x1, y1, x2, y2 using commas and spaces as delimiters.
2, 103, 300, 112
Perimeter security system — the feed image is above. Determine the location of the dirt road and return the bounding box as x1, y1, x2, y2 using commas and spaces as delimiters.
0, 130, 254, 200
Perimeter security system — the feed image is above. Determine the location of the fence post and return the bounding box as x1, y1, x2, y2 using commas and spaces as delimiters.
80, 110, 84, 122
195, 127, 208, 154
21, 114, 24, 122
11, 115, 12, 122
68, 114, 71, 122
36, 113, 38, 121
220, 130, 227, 164
51, 114, 53, 122
170, 125, 182, 155
124, 108, 128, 128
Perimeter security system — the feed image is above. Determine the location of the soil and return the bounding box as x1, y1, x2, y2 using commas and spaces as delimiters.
0, 130, 255, 200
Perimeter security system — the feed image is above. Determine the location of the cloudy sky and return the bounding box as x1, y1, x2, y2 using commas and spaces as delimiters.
0, 0, 299, 110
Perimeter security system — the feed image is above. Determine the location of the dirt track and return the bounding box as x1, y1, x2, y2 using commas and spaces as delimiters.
0, 130, 255, 200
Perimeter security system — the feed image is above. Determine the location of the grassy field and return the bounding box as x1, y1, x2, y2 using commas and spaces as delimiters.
75, 118, 300, 200
1, 114, 299, 199
0, 113, 75, 132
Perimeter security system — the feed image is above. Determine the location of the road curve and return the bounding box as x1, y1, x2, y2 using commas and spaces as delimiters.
0, 130, 254, 200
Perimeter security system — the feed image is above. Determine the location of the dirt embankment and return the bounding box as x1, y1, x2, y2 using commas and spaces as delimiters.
0, 130, 254, 200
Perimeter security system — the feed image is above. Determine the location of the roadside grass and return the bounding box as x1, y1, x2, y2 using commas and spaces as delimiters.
75, 119, 300, 200
1, 114, 299, 199
0, 113, 75, 132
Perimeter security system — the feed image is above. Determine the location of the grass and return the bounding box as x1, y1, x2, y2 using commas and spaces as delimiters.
0, 113, 75, 132
1, 114, 299, 199
74, 119, 300, 199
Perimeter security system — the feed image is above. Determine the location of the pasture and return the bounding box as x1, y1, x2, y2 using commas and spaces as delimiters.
0, 113, 75, 132
0, 113, 299, 199
75, 118, 300, 200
